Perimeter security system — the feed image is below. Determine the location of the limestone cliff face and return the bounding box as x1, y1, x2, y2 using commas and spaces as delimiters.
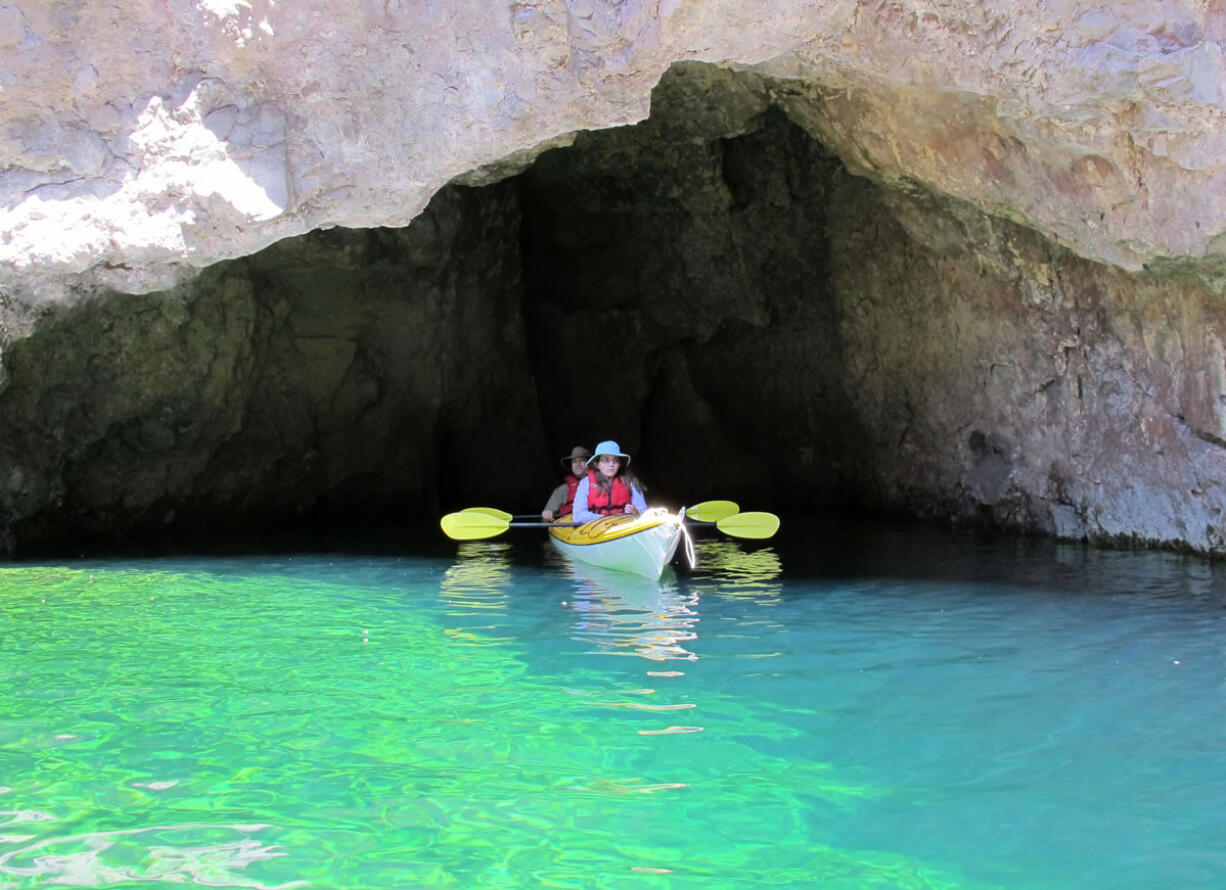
3, 3, 1226, 553
4, 0, 1226, 301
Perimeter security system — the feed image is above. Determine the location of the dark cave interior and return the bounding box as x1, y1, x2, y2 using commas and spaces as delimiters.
0, 63, 978, 552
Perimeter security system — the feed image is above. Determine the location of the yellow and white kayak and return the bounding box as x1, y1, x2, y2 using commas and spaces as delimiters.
549, 507, 687, 580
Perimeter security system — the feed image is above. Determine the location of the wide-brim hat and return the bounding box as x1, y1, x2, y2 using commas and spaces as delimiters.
561, 445, 592, 467
588, 440, 631, 466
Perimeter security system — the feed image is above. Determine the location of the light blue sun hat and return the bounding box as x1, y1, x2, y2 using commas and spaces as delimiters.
588, 440, 631, 466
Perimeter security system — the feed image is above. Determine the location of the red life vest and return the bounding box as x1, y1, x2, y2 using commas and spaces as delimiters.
585, 470, 633, 515
557, 475, 581, 516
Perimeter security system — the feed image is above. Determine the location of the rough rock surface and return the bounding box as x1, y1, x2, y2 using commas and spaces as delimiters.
4, 0, 1226, 303
4, 2, 1226, 554
519, 75, 1226, 553
0, 184, 551, 546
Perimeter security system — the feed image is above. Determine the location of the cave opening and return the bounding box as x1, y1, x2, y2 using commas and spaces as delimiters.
7, 58, 1226, 557
1, 61, 1038, 553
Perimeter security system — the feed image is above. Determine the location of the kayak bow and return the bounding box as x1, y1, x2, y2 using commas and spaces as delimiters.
548, 507, 688, 580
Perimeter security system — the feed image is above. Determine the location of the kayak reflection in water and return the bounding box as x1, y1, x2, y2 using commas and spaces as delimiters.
561, 562, 700, 662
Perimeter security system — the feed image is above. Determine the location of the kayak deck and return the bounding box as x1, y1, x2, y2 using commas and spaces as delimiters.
549, 508, 686, 580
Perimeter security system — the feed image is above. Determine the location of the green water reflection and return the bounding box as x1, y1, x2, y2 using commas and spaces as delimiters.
0, 555, 997, 888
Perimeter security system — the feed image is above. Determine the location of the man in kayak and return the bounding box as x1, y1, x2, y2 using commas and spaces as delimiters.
571, 440, 648, 523
541, 445, 592, 520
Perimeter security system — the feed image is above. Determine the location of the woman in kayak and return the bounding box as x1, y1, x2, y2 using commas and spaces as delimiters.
572, 440, 648, 523
541, 444, 592, 520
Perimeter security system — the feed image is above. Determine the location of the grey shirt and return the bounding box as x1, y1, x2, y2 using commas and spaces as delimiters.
543, 482, 569, 513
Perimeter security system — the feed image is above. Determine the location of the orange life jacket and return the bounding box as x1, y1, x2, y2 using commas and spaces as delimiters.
557, 475, 581, 516
585, 470, 633, 515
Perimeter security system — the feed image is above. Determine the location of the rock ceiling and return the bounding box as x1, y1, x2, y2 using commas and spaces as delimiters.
3, 0, 1226, 307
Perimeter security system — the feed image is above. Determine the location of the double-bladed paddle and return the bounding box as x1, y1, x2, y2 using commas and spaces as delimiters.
459, 499, 740, 524
441, 500, 778, 541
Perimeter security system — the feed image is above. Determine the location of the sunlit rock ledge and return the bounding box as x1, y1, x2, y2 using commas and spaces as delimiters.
3, 0, 1226, 306
5, 1, 1226, 557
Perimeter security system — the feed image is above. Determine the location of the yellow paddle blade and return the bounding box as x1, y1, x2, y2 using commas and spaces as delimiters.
687, 500, 740, 522
440, 511, 511, 540
460, 506, 514, 521
715, 511, 780, 540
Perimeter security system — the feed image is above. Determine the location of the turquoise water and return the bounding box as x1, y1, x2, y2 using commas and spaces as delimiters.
2, 518, 1226, 889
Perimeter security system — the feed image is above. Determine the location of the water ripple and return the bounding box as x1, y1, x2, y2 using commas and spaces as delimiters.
0, 822, 302, 888
5, 528, 1226, 888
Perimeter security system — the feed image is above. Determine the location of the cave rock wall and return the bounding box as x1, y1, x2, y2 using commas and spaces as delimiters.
5, 63, 1226, 554
519, 66, 1226, 552
0, 185, 550, 548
